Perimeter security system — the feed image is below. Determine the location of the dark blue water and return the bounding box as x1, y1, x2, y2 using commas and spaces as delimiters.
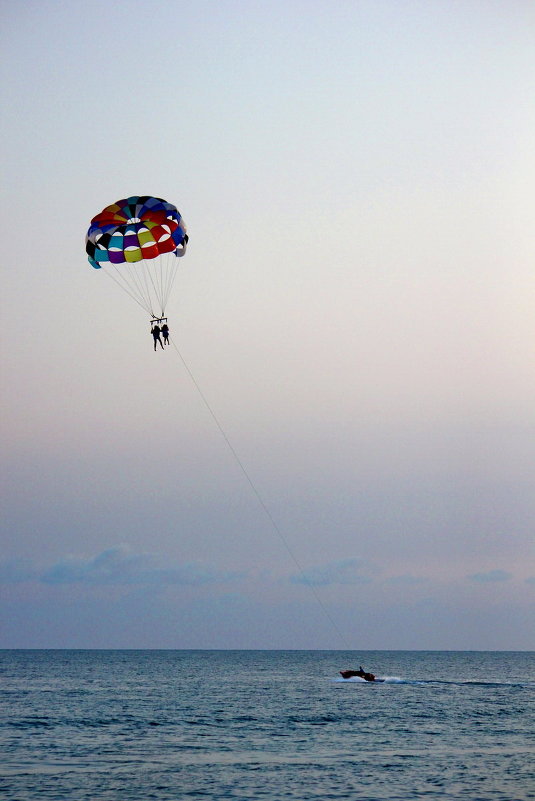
1, 650, 534, 800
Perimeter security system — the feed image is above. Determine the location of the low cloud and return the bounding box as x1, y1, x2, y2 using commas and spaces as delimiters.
1, 547, 245, 587
386, 574, 426, 586
290, 558, 377, 587
467, 569, 512, 583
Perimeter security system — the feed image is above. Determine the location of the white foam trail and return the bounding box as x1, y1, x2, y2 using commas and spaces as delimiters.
333, 675, 406, 684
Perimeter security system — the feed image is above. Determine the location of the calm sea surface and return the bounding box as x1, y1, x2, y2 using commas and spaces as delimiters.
1, 650, 533, 800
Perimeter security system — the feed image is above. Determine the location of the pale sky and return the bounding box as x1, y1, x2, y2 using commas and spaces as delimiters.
1, 0, 534, 649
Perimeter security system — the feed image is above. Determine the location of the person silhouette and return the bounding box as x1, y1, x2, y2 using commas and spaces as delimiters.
161, 323, 169, 345
151, 324, 164, 351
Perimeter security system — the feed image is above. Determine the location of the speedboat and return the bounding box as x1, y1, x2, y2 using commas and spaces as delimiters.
339, 668, 383, 682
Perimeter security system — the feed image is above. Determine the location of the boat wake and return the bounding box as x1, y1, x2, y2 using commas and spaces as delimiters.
333, 676, 535, 688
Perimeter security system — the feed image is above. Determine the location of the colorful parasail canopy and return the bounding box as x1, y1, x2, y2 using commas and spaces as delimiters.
86, 195, 188, 319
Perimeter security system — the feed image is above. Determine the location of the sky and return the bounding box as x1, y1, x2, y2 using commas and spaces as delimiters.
1, 0, 534, 650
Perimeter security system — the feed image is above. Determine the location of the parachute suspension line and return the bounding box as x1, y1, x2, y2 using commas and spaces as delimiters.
155, 251, 164, 313
103, 265, 154, 316
102, 254, 179, 320
168, 336, 353, 651
158, 251, 170, 314
162, 252, 180, 315
136, 260, 155, 317
161, 251, 172, 312
137, 259, 159, 318
161, 251, 172, 311
143, 257, 166, 318
128, 263, 157, 318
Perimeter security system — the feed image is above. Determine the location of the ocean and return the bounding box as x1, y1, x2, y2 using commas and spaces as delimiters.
1, 650, 533, 800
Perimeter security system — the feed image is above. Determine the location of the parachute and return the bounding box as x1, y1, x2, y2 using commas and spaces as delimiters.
86, 195, 188, 319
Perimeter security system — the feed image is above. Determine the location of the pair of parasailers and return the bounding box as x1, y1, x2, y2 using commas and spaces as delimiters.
151, 322, 169, 351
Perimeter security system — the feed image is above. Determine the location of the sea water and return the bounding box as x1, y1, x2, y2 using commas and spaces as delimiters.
1, 650, 533, 800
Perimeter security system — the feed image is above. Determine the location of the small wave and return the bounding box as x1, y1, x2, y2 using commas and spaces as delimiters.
8, 717, 53, 729
287, 714, 339, 725
431, 679, 534, 688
